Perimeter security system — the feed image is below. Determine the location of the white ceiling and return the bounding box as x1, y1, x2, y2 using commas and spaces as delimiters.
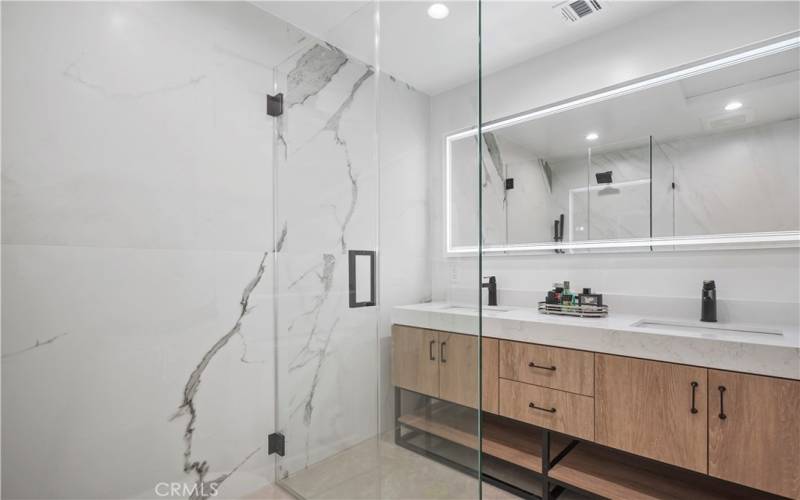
253, 1, 672, 95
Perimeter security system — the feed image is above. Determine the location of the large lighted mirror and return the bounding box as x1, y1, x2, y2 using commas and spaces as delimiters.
447, 35, 800, 254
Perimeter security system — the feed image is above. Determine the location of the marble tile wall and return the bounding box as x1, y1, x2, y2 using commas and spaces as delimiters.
271, 38, 430, 478
665, 119, 800, 237
1, 2, 431, 499
1, 3, 304, 498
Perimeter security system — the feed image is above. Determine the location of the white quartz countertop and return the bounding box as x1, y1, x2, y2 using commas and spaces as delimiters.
392, 302, 800, 380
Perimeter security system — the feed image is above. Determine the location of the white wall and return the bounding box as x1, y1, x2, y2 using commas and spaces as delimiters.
2, 3, 299, 498
1, 2, 431, 498
430, 1, 800, 322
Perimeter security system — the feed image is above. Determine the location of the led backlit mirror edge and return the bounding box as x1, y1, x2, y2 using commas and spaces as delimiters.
445, 32, 800, 256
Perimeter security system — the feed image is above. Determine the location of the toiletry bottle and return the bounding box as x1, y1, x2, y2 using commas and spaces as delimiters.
562, 281, 572, 305
553, 282, 563, 303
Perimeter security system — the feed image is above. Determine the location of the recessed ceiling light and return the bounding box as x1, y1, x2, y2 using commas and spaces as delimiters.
724, 101, 743, 111
427, 3, 449, 20
585, 132, 599, 141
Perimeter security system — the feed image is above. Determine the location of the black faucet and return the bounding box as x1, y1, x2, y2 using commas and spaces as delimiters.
701, 280, 717, 322
482, 276, 498, 307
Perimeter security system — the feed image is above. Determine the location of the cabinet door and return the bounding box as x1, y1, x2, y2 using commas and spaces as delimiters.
709, 370, 800, 498
439, 331, 479, 408
482, 338, 500, 414
391, 325, 439, 397
595, 354, 708, 473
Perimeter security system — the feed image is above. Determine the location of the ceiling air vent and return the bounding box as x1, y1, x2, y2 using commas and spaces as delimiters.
556, 0, 603, 23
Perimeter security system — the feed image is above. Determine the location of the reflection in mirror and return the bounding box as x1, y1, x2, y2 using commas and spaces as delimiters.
447, 37, 800, 254
585, 137, 654, 242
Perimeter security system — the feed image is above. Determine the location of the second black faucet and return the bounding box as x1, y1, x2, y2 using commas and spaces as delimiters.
482, 276, 497, 306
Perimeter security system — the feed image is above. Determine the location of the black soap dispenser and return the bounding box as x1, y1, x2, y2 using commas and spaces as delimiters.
701, 280, 717, 323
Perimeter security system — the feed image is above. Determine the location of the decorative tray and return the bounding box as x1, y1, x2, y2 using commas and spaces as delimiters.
537, 302, 608, 318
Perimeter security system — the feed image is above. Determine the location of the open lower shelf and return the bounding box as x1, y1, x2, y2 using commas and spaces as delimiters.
398, 402, 569, 474
549, 442, 782, 500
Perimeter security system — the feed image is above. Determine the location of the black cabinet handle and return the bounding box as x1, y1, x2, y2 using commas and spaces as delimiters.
528, 361, 556, 371
440, 342, 447, 363
429, 340, 436, 361
718, 386, 727, 420
528, 402, 556, 413
690, 381, 699, 414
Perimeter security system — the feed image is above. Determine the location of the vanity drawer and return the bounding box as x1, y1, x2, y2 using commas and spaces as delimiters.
499, 379, 594, 440
500, 341, 594, 396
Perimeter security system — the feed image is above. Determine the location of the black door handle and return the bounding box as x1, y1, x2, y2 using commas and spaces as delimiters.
528, 361, 556, 371
440, 342, 447, 363
429, 340, 436, 361
690, 381, 699, 414
718, 386, 727, 420
528, 402, 556, 413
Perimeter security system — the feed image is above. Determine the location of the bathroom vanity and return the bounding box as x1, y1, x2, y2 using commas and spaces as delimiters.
391, 303, 800, 499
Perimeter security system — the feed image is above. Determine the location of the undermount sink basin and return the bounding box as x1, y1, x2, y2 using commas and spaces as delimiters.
632, 319, 782, 336
440, 305, 515, 313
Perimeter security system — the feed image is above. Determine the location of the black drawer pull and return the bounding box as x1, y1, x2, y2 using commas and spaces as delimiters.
429, 340, 436, 361
528, 402, 556, 413
690, 381, 699, 414
528, 361, 556, 371
440, 342, 447, 363
718, 385, 727, 420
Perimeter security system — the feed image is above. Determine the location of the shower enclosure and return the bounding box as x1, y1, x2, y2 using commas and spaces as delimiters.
265, 2, 484, 498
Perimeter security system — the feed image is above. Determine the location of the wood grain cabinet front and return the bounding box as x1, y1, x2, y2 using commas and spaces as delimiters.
500, 341, 594, 396
391, 325, 439, 397
482, 337, 500, 414
392, 326, 500, 412
595, 354, 708, 473
438, 331, 479, 408
708, 370, 800, 499
499, 378, 594, 440
437, 334, 500, 412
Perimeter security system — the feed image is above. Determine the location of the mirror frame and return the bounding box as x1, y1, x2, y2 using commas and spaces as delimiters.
445, 32, 800, 256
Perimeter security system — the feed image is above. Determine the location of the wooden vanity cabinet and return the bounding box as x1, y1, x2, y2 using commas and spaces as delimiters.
395, 324, 800, 497
391, 325, 500, 412
708, 370, 800, 498
595, 354, 709, 473
439, 331, 479, 407
391, 325, 439, 397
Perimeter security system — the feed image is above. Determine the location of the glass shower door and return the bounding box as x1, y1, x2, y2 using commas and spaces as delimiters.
270, 2, 482, 499
271, 33, 382, 496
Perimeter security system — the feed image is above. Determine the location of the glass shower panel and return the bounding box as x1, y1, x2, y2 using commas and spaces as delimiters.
652, 137, 677, 243
272, 2, 482, 499
272, 15, 381, 497
379, 2, 482, 499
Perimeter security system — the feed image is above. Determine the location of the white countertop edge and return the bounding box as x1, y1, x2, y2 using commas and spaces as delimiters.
392, 302, 800, 381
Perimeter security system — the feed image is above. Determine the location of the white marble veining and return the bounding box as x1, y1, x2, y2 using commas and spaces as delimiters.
392, 302, 800, 380
272, 38, 431, 479
1, 3, 308, 498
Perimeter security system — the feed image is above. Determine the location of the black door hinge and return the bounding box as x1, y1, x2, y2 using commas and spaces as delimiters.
268, 432, 285, 456
505, 178, 514, 190
267, 93, 283, 117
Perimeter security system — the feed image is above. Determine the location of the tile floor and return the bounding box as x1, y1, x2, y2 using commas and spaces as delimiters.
242, 432, 585, 500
